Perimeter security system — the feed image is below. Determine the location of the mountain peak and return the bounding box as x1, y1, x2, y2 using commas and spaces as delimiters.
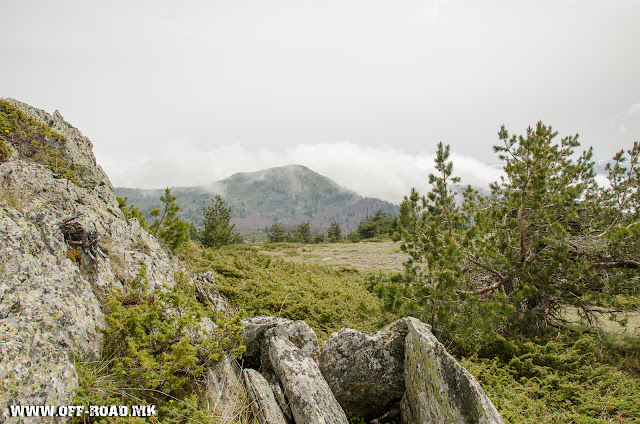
116, 164, 397, 231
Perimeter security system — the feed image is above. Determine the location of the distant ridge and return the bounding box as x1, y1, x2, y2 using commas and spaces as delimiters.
115, 164, 398, 232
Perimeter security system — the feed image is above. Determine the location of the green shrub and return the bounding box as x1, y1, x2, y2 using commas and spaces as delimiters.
0, 139, 11, 162
462, 335, 640, 423
73, 267, 244, 422
0, 100, 88, 184
178, 242, 396, 340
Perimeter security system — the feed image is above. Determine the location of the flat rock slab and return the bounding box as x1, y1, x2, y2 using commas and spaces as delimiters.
403, 318, 504, 424
267, 336, 348, 424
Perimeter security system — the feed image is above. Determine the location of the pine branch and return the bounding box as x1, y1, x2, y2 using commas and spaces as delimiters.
456, 254, 510, 295
591, 260, 640, 269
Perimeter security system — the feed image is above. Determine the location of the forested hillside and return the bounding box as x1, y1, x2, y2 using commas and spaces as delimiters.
116, 164, 397, 232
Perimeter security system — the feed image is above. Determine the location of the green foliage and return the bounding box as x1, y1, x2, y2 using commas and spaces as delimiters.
356, 209, 396, 240
598, 333, 640, 376
0, 139, 11, 162
395, 142, 464, 331
463, 335, 640, 423
0, 100, 88, 185
117, 196, 149, 230
267, 219, 286, 243
188, 222, 200, 241
482, 123, 600, 332
118, 191, 189, 254
177, 242, 395, 340
346, 230, 360, 243
293, 221, 312, 244
344, 410, 367, 424
328, 221, 342, 242
73, 267, 244, 423
158, 217, 190, 254
391, 123, 640, 341
201, 195, 240, 248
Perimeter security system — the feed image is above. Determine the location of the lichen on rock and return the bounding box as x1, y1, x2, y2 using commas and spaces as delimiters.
319, 318, 409, 421
402, 317, 504, 424
0, 99, 180, 420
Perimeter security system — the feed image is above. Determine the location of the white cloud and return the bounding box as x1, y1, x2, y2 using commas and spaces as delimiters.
97, 141, 504, 204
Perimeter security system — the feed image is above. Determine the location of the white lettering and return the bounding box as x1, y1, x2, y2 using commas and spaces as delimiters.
9, 406, 24, 417
131, 405, 142, 416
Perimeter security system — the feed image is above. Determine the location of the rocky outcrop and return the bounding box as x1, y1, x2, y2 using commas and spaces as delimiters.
193, 270, 233, 315
319, 319, 408, 421
0, 99, 179, 419
261, 320, 320, 372
403, 318, 504, 424
241, 316, 292, 369
266, 336, 348, 424
0, 206, 103, 414
237, 312, 504, 424
206, 356, 248, 423
243, 369, 289, 424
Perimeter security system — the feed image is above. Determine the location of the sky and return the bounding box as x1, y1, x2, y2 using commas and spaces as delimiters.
2, 0, 639, 203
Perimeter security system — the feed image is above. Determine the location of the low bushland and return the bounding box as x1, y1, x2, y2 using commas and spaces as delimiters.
463, 334, 640, 423
177, 241, 397, 341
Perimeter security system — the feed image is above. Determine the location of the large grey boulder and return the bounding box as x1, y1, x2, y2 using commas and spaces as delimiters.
242, 316, 293, 369
260, 320, 321, 385
264, 320, 320, 363
243, 369, 289, 424
0, 99, 180, 420
403, 318, 504, 424
266, 336, 348, 424
319, 319, 409, 421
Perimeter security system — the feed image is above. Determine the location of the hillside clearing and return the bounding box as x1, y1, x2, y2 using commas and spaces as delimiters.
257, 240, 408, 272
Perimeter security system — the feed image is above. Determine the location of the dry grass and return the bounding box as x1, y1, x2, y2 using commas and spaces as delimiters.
257, 240, 408, 272
563, 307, 640, 337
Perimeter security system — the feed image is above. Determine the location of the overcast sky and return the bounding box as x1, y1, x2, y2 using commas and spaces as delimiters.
2, 1, 639, 203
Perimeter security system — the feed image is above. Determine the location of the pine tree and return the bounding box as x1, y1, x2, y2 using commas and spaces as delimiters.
117, 196, 149, 230
393, 124, 640, 338
293, 222, 312, 244
356, 209, 395, 240
267, 219, 286, 243
397, 142, 464, 330
149, 188, 179, 237
201, 195, 237, 248
145, 188, 189, 253
327, 221, 342, 242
